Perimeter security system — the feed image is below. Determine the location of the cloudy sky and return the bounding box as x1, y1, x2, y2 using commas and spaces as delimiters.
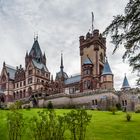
0, 0, 138, 90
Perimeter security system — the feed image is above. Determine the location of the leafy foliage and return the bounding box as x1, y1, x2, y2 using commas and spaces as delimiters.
47, 101, 53, 109
126, 113, 132, 121
7, 110, 25, 140
28, 109, 92, 140
103, 0, 140, 84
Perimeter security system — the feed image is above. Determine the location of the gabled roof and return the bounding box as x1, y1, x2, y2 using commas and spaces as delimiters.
32, 59, 49, 72
122, 75, 130, 89
29, 40, 43, 59
102, 60, 113, 75
5, 65, 16, 80
83, 57, 93, 65
64, 75, 81, 85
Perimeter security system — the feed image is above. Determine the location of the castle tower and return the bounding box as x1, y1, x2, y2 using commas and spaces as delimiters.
81, 56, 94, 91
100, 59, 114, 89
55, 53, 68, 81
121, 74, 130, 90
79, 29, 106, 91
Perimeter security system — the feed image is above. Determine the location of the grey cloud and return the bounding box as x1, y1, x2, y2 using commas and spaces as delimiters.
0, 0, 137, 90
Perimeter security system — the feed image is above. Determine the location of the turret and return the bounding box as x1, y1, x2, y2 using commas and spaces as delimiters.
81, 56, 94, 91
55, 53, 68, 81
100, 59, 114, 89
121, 74, 130, 90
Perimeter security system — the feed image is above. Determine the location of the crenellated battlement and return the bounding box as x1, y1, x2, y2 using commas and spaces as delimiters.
79, 29, 106, 48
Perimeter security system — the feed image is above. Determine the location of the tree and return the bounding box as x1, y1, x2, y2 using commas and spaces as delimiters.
103, 0, 140, 85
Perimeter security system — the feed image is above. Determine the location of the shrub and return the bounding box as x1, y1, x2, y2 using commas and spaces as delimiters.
7, 110, 25, 140
126, 113, 132, 122
109, 106, 117, 115
135, 105, 140, 113
47, 101, 53, 109
116, 103, 121, 110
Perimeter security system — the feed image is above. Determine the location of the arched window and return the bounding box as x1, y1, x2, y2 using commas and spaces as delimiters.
23, 90, 26, 98
100, 53, 103, 62
20, 91, 22, 98
16, 92, 19, 99
28, 87, 32, 96
13, 92, 15, 99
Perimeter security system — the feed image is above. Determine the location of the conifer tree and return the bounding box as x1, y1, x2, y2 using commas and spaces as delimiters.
103, 0, 140, 85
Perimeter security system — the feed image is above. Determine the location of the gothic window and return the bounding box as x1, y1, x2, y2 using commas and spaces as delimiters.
100, 53, 104, 62
13, 92, 15, 99
28, 78, 32, 84
95, 99, 98, 105
20, 82, 22, 87
46, 73, 48, 78
23, 81, 26, 86
87, 80, 91, 89
122, 100, 124, 106
125, 100, 127, 105
20, 91, 22, 98
37, 78, 40, 83
23, 90, 26, 98
16, 92, 19, 99
1, 75, 6, 82
83, 81, 87, 89
28, 69, 33, 75
28, 87, 32, 95
17, 83, 19, 88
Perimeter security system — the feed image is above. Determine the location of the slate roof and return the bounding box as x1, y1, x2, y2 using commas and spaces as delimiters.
32, 59, 49, 72
83, 57, 93, 65
56, 71, 68, 80
29, 40, 43, 58
102, 60, 113, 75
122, 75, 130, 89
5, 65, 16, 80
64, 75, 81, 85
0, 89, 4, 94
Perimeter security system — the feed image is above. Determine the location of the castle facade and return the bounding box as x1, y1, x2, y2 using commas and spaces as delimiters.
0, 28, 139, 111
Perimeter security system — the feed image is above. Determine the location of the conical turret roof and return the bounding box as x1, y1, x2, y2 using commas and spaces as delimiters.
122, 75, 130, 89
102, 60, 113, 75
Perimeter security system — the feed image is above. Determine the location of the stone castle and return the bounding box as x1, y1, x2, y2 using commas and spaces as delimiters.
0, 27, 139, 111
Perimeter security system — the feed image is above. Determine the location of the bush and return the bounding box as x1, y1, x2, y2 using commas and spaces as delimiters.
135, 105, 140, 113
47, 101, 53, 109
109, 106, 117, 115
116, 103, 121, 110
126, 113, 132, 122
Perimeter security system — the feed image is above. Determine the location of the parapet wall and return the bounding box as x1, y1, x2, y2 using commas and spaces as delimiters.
38, 89, 118, 109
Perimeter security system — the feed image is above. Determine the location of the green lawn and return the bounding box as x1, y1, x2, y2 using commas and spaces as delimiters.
0, 109, 140, 140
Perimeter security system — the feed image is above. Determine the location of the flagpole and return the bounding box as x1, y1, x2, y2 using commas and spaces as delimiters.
91, 12, 94, 34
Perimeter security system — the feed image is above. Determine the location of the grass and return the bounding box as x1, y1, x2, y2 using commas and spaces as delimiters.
0, 109, 140, 140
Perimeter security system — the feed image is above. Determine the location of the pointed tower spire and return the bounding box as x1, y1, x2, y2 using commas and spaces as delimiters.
60, 52, 64, 72
122, 74, 130, 90
102, 58, 113, 75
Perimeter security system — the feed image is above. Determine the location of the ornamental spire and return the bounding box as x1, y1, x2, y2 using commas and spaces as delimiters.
60, 52, 64, 72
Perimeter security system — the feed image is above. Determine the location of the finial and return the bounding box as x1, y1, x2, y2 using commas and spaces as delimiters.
34, 32, 38, 41
60, 51, 64, 71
